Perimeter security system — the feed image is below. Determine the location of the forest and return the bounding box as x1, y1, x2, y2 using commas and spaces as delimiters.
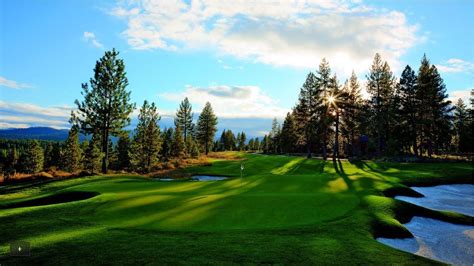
1, 50, 472, 178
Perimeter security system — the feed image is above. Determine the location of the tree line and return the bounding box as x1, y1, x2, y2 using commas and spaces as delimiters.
260, 54, 473, 159
2, 51, 472, 176
1, 49, 263, 176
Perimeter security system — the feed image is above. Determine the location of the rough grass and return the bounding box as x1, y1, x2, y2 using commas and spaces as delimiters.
0, 152, 472, 264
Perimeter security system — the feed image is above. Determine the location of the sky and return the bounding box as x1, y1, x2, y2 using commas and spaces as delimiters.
1, 0, 473, 137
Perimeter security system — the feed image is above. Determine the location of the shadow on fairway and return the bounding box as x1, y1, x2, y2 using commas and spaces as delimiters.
0, 191, 100, 209
333, 159, 355, 192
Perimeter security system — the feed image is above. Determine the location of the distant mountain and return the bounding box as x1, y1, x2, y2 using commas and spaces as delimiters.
0, 127, 71, 141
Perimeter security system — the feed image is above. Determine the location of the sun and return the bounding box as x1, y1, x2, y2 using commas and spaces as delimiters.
327, 95, 335, 104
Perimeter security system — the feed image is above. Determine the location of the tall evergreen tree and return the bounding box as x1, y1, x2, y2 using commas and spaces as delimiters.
72, 49, 135, 174
63, 126, 81, 172
172, 125, 186, 158
294, 72, 318, 157
315, 58, 334, 160
270, 118, 281, 153
238, 131, 246, 151
397, 65, 419, 155
116, 133, 131, 169
175, 97, 194, 149
248, 138, 255, 151
20, 140, 44, 174
341, 71, 363, 157
280, 112, 298, 153
224, 130, 236, 150
219, 130, 227, 151
4, 147, 19, 172
453, 99, 470, 153
196, 102, 218, 155
43, 143, 54, 169
130, 100, 162, 173
254, 138, 260, 151
416, 55, 453, 156
366, 53, 395, 155
83, 133, 104, 173
160, 128, 174, 161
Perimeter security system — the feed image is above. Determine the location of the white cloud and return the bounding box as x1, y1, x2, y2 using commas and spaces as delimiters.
83, 31, 104, 49
111, 0, 421, 74
0, 101, 72, 118
0, 76, 34, 89
217, 59, 244, 70
437, 58, 474, 73
0, 115, 70, 128
448, 89, 472, 105
0, 122, 30, 129
159, 85, 289, 119
0, 101, 73, 129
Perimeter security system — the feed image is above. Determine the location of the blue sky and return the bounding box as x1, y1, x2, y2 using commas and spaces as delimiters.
1, 0, 473, 137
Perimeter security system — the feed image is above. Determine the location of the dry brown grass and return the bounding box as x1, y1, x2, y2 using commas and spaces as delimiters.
148, 155, 213, 179
1, 171, 55, 184
1, 152, 243, 184
206, 151, 245, 160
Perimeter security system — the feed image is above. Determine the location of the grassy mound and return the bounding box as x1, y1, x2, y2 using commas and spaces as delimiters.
0, 191, 99, 209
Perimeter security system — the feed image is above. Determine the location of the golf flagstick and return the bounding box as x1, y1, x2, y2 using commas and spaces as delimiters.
240, 162, 244, 186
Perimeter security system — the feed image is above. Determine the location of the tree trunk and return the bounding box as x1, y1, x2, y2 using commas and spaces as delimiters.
102, 130, 109, 174
306, 128, 312, 158
333, 111, 339, 160
322, 126, 327, 160
413, 137, 418, 156
350, 130, 355, 157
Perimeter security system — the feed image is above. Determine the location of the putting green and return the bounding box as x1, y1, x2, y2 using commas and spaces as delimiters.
0, 153, 471, 264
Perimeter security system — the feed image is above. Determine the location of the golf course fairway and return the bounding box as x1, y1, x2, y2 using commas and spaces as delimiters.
0, 153, 472, 264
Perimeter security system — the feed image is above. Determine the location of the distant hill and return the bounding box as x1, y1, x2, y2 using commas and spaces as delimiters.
0, 127, 71, 141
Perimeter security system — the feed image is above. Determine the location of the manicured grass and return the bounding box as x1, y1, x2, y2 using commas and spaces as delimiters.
0, 153, 472, 264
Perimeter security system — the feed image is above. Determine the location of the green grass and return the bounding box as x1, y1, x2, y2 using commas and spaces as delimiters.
0, 153, 472, 264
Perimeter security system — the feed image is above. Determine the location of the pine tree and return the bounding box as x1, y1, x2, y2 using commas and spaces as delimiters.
116, 133, 131, 169
196, 102, 218, 155
262, 135, 271, 153
366, 53, 395, 156
20, 140, 44, 174
270, 118, 281, 153
175, 97, 194, 149
44, 142, 61, 168
63, 126, 81, 172
172, 125, 186, 158
130, 100, 162, 173
315, 58, 334, 160
83, 134, 104, 173
248, 138, 255, 151
254, 138, 260, 151
397, 65, 419, 155
294, 72, 318, 157
238, 131, 246, 151
72, 49, 135, 174
160, 128, 174, 161
236, 132, 242, 150
416, 55, 453, 156
341, 71, 363, 157
5, 147, 19, 172
224, 130, 236, 150
280, 112, 298, 153
188, 138, 200, 158
43, 143, 54, 169
453, 99, 470, 153
212, 140, 219, 152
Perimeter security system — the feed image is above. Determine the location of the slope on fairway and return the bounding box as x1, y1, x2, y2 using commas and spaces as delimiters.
0, 153, 471, 264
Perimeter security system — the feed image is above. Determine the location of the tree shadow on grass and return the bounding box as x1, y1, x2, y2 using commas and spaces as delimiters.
332, 159, 355, 193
